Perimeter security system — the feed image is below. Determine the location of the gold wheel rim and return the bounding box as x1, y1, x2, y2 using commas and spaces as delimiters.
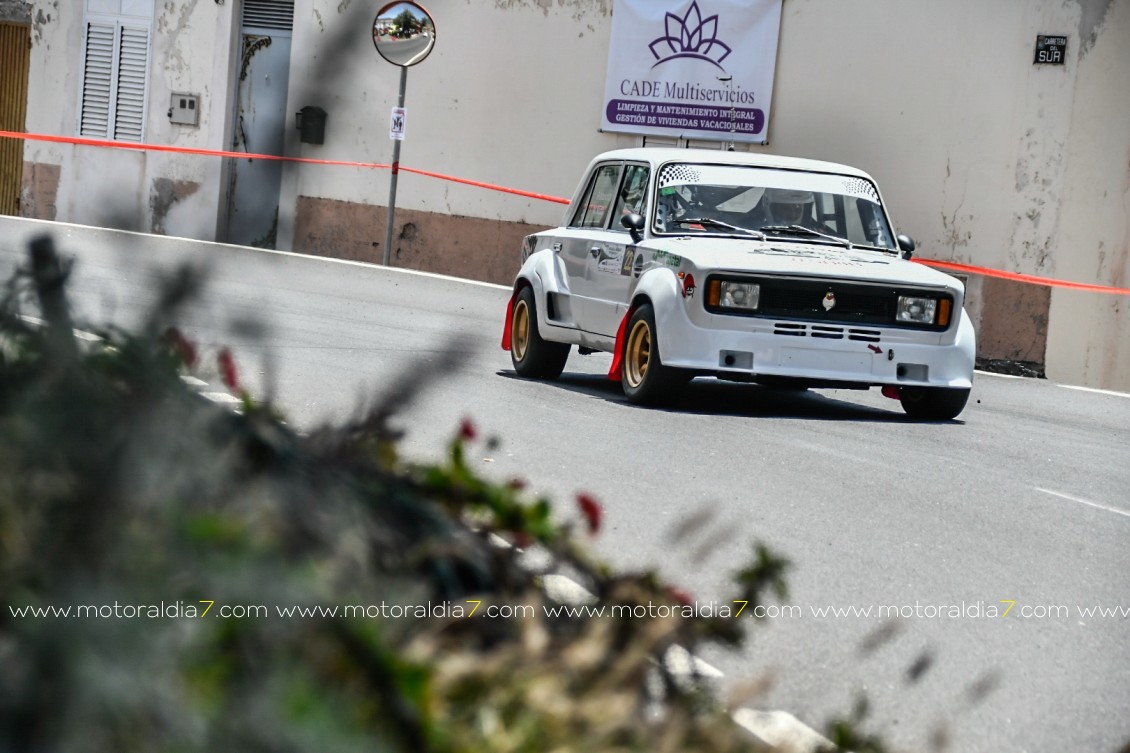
625, 319, 651, 388
513, 299, 531, 361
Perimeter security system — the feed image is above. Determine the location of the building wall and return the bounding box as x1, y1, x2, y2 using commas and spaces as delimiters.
22, 0, 236, 237
0, 0, 30, 23
276, 0, 625, 261
19, 0, 1130, 389
1044, 0, 1129, 389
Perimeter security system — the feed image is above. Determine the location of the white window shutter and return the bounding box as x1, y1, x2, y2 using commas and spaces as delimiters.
113, 25, 150, 141
79, 22, 115, 138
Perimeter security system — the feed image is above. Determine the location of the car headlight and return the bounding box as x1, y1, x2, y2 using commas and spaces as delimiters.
711, 281, 760, 310
896, 295, 940, 324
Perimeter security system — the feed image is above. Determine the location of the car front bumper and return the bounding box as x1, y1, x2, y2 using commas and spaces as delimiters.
654, 304, 976, 389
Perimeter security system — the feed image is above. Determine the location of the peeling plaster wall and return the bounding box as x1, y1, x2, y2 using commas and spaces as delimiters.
19, 161, 58, 220
23, 0, 235, 237
0, 1, 31, 23
1045, 0, 1130, 389
275, 0, 628, 253
293, 196, 543, 285
752, 1, 1102, 378
24, 1, 73, 156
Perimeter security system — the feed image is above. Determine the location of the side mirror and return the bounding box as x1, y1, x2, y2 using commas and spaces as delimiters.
621, 213, 645, 244
896, 234, 916, 260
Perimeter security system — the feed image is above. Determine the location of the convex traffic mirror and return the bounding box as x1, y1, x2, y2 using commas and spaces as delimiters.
372, 1, 436, 67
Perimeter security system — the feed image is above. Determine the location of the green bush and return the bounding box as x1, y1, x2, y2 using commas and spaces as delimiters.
1, 236, 805, 753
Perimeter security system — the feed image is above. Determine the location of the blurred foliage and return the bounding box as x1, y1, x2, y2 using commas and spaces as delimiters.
0, 235, 832, 752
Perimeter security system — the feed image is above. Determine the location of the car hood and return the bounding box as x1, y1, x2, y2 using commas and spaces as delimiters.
649, 237, 962, 291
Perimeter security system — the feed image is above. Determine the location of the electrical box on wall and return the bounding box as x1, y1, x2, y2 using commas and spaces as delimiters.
169, 93, 200, 126
296, 106, 327, 145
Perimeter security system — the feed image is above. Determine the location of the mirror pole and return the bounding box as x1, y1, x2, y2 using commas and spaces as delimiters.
382, 65, 408, 267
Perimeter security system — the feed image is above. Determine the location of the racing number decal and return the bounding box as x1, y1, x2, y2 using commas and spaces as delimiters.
620, 247, 636, 276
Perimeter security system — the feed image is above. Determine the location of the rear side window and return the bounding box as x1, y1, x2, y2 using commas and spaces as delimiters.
572, 164, 622, 228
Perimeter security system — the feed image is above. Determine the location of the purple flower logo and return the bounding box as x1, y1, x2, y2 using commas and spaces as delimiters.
648, 1, 732, 70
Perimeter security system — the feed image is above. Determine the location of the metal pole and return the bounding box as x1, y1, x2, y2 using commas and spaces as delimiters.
382, 65, 408, 267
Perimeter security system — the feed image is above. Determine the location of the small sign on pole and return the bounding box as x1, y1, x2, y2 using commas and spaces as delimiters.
389, 106, 406, 140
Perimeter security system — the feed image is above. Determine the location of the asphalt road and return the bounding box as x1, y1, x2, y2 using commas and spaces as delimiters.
2, 218, 1127, 753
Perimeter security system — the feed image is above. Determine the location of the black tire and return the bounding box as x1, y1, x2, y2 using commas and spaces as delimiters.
898, 386, 970, 420
620, 304, 681, 405
510, 286, 569, 379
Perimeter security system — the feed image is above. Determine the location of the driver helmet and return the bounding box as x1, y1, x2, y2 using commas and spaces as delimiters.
766, 188, 813, 225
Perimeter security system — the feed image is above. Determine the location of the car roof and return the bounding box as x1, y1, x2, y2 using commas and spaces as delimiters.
589, 148, 876, 180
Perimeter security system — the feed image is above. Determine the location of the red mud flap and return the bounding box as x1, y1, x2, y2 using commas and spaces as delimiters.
501, 292, 515, 351
881, 386, 901, 400
607, 308, 634, 382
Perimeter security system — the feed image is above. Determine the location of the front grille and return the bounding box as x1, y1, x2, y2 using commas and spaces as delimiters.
773, 322, 806, 337
810, 326, 844, 339
707, 275, 952, 331
758, 282, 895, 324
848, 328, 882, 342
769, 323, 882, 342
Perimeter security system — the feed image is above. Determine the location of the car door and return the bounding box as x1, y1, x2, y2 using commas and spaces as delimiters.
557, 162, 624, 335
583, 162, 650, 337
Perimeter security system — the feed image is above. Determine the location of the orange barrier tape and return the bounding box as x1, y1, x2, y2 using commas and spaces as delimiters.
399, 165, 569, 205
3, 130, 1125, 292
0, 130, 568, 205
915, 259, 1130, 296
0, 129, 388, 169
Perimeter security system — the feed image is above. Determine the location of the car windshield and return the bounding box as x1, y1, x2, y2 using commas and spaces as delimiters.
651, 163, 896, 249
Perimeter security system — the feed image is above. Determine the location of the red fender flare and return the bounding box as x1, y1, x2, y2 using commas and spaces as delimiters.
607, 306, 635, 382
501, 288, 518, 351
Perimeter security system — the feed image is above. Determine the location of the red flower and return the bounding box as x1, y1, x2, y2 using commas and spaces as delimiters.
667, 587, 694, 607
217, 348, 240, 393
163, 327, 197, 369
575, 492, 603, 535
458, 417, 477, 441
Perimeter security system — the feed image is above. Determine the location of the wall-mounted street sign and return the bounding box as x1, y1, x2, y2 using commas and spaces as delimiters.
1034, 34, 1067, 65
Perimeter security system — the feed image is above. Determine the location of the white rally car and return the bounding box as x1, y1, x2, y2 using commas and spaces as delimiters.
502, 148, 975, 420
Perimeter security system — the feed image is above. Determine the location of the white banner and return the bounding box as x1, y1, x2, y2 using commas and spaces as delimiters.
601, 0, 782, 144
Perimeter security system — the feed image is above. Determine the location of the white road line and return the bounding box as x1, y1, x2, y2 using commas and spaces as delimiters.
19, 314, 103, 342
180, 375, 209, 387
487, 532, 512, 549
1059, 384, 1130, 399
201, 391, 242, 405
541, 574, 598, 606
6, 218, 511, 291
975, 369, 1024, 379
1035, 487, 1130, 520
664, 644, 724, 679
732, 708, 833, 752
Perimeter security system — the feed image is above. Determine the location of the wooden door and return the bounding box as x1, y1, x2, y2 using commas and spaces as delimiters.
0, 21, 31, 216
